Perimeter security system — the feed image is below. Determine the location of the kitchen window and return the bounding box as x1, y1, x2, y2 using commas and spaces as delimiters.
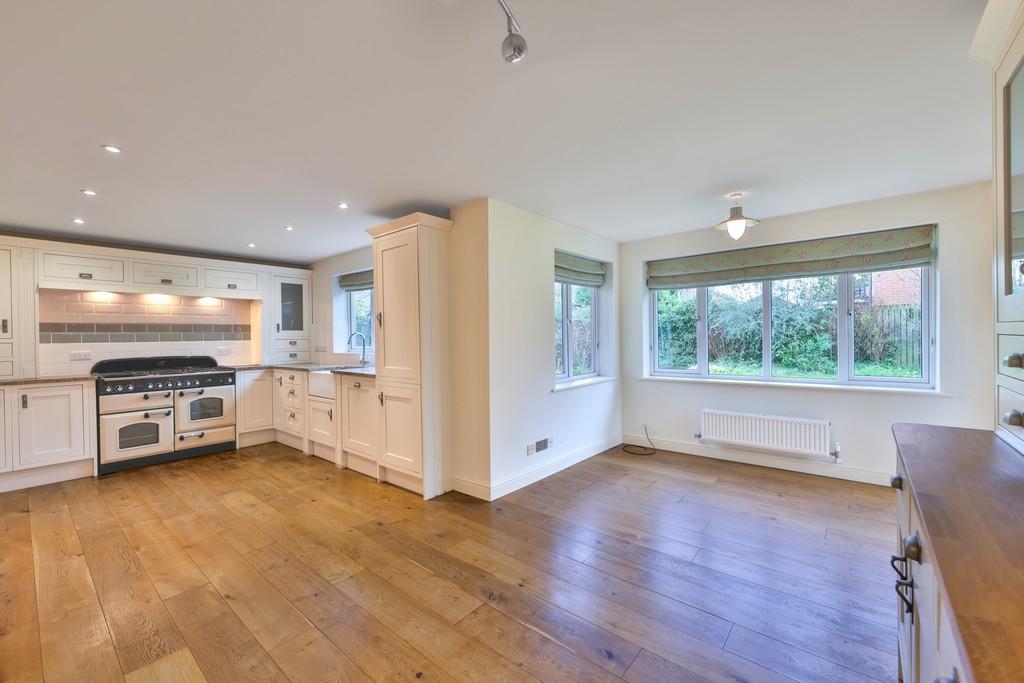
647, 226, 935, 388
554, 251, 607, 383
347, 288, 374, 350
334, 269, 374, 353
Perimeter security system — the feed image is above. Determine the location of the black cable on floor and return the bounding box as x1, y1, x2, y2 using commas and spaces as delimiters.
623, 425, 657, 456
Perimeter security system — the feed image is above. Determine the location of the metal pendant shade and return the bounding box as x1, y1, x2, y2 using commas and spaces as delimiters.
715, 204, 760, 240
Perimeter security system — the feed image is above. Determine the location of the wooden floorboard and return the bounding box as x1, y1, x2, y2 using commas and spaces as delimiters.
0, 443, 897, 681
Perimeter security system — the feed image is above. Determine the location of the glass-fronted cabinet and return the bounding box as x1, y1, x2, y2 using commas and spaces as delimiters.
273, 275, 310, 339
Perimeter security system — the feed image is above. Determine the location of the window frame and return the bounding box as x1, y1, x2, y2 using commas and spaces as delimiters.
346, 287, 375, 352
649, 265, 934, 389
556, 281, 599, 382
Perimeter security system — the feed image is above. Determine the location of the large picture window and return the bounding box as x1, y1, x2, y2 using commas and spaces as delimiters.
652, 265, 931, 386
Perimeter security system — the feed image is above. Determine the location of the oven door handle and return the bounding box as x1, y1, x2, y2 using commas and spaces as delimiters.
178, 389, 206, 397
142, 392, 173, 400
142, 410, 172, 419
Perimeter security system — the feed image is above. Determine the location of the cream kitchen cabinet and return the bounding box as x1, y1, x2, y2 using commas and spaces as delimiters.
379, 382, 422, 477
237, 369, 275, 432
16, 384, 87, 469
367, 213, 451, 498
273, 275, 311, 340
341, 375, 379, 459
374, 229, 421, 383
0, 390, 7, 472
40, 251, 126, 285
0, 248, 11, 341
273, 369, 306, 437
308, 397, 337, 447
203, 267, 260, 294
130, 260, 199, 288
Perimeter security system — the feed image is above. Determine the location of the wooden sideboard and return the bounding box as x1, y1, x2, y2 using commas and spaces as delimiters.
891, 423, 1024, 682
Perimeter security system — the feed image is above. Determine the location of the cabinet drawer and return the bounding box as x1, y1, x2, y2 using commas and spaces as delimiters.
0, 342, 12, 359
278, 383, 305, 409
0, 361, 13, 378
998, 384, 1024, 440
204, 267, 259, 293
274, 338, 310, 352
42, 252, 125, 284
273, 351, 311, 364
174, 425, 235, 451
131, 261, 199, 288
999, 334, 1024, 382
277, 407, 304, 436
275, 369, 306, 387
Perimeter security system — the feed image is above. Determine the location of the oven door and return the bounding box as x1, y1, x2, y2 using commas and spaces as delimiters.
100, 408, 175, 463
175, 385, 236, 432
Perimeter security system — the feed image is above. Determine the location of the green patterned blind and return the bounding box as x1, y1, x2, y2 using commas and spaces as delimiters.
646, 224, 936, 289
338, 269, 373, 291
555, 251, 607, 287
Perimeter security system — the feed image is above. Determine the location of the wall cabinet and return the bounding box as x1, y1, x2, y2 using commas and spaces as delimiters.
308, 397, 337, 447
16, 385, 86, 469
204, 267, 260, 293
374, 230, 421, 383
238, 369, 274, 432
130, 260, 199, 288
273, 275, 310, 340
40, 252, 126, 285
379, 382, 422, 476
341, 376, 379, 459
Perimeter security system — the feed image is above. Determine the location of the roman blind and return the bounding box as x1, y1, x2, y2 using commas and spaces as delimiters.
338, 269, 373, 290
555, 251, 607, 287
646, 224, 936, 289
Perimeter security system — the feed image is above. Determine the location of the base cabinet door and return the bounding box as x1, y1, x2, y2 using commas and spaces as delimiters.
239, 370, 274, 431
341, 377, 379, 458
308, 398, 337, 447
379, 382, 422, 476
17, 385, 86, 469
0, 389, 7, 472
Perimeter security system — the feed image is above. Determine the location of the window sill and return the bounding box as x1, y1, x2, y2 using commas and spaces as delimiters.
553, 376, 618, 393
639, 374, 949, 396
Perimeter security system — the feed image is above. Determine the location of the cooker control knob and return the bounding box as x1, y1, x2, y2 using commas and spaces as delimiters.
105, 386, 113, 393
155, 382, 163, 389
176, 380, 183, 388
115, 385, 124, 392
146, 383, 154, 390
126, 384, 134, 391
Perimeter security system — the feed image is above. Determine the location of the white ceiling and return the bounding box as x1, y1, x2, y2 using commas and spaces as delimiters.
0, 0, 991, 264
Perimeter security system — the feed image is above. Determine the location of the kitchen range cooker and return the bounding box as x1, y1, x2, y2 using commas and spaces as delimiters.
92, 355, 236, 474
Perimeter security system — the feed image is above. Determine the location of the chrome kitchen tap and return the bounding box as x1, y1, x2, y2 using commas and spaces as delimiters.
347, 332, 369, 367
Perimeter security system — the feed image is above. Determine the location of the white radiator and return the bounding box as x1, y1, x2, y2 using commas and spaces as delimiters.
698, 409, 838, 462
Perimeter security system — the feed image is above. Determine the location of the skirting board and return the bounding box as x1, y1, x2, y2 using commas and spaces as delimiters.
622, 432, 891, 486
453, 435, 620, 501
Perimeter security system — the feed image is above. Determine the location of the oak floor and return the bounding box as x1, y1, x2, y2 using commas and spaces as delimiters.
0, 443, 898, 682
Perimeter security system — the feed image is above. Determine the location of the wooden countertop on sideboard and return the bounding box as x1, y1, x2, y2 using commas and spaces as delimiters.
892, 423, 1024, 682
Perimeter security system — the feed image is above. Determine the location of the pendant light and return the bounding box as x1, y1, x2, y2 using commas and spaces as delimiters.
496, 0, 527, 63
715, 192, 759, 240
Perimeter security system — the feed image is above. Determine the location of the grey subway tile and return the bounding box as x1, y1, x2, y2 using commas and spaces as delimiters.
192, 324, 213, 332
67, 323, 96, 333
95, 323, 124, 333
38, 333, 51, 343
203, 332, 224, 341
110, 333, 136, 342
171, 324, 194, 332
159, 333, 182, 342
81, 333, 110, 343
180, 332, 203, 342
214, 324, 234, 332
51, 333, 82, 343
124, 324, 148, 332
135, 333, 160, 342
222, 332, 241, 341
146, 324, 170, 332
40, 323, 67, 333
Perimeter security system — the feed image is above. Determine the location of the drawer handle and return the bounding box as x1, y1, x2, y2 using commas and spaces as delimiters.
353, 381, 361, 388
289, 353, 298, 358
289, 412, 296, 418
890, 554, 909, 581
161, 278, 173, 285
328, 408, 333, 421
289, 389, 295, 395
178, 389, 205, 397
289, 340, 298, 346
889, 473, 903, 490
895, 578, 914, 619
227, 283, 237, 289
143, 392, 171, 400
289, 374, 295, 380
179, 431, 206, 441
1004, 353, 1023, 368
902, 532, 922, 563
78, 272, 93, 280
142, 410, 172, 419
1004, 410, 1023, 427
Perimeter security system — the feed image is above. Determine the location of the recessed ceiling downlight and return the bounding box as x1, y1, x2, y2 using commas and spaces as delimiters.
248, 242, 256, 248
101, 144, 122, 154
73, 218, 86, 225
337, 202, 349, 210
284, 225, 294, 232
81, 188, 97, 196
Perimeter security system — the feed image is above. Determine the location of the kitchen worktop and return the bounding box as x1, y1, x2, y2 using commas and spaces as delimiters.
229, 363, 376, 377
0, 375, 96, 387
892, 423, 1024, 681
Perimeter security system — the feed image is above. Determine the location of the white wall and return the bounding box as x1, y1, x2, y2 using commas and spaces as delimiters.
310, 246, 373, 366
620, 182, 994, 484
484, 200, 622, 498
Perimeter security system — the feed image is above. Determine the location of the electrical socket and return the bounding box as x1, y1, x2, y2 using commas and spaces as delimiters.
527, 443, 536, 456
69, 351, 91, 361
527, 438, 550, 456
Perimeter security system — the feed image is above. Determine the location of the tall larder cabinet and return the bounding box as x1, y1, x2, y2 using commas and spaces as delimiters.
369, 213, 451, 499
